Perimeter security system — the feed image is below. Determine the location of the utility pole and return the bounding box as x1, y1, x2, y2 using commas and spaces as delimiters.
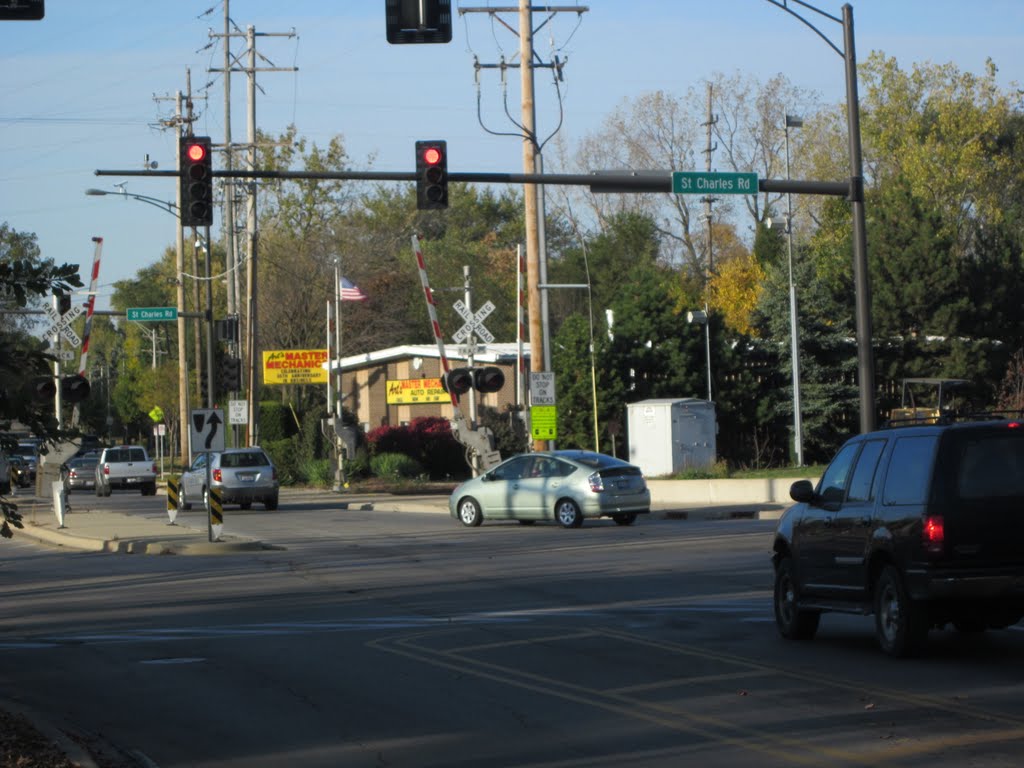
459, 2, 587, 451
209, 20, 296, 446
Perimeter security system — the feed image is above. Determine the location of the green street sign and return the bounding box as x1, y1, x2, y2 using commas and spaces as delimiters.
127, 307, 178, 322
672, 171, 758, 195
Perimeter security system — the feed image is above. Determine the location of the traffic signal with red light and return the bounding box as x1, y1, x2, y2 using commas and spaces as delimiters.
385, 0, 451, 44
60, 375, 90, 404
180, 136, 214, 227
473, 366, 506, 394
441, 368, 473, 396
416, 140, 448, 210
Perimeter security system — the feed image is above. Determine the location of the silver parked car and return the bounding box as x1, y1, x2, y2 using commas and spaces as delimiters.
449, 450, 651, 528
179, 448, 279, 511
62, 455, 98, 492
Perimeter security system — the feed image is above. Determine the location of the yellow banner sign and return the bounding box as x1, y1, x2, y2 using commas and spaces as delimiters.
386, 377, 448, 404
263, 349, 329, 385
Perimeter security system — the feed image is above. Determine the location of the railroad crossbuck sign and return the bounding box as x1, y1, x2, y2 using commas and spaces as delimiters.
452, 299, 494, 345
44, 304, 83, 347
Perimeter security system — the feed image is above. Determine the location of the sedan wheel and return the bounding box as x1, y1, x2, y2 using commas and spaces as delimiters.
555, 498, 583, 528
613, 512, 637, 526
457, 497, 483, 527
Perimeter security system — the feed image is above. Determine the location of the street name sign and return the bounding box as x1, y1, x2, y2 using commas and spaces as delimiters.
673, 171, 758, 195
127, 306, 178, 322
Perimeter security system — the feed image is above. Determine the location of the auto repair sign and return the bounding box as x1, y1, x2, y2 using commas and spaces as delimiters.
386, 377, 447, 404
263, 349, 329, 385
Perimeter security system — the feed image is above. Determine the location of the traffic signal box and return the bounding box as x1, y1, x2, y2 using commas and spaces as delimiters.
441, 366, 506, 396
218, 356, 242, 392
385, 0, 452, 44
28, 375, 90, 403
416, 140, 448, 210
180, 136, 214, 227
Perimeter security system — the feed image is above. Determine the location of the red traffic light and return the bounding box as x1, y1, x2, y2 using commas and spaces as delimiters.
423, 146, 442, 166
185, 142, 208, 163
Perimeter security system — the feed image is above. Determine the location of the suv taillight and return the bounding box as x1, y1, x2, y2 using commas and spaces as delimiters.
922, 514, 945, 555
103, 464, 110, 476
213, 468, 222, 482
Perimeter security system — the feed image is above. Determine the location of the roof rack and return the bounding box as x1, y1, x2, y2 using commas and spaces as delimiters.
882, 410, 1024, 429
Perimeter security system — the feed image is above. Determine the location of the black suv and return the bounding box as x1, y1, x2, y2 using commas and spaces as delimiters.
772, 416, 1024, 656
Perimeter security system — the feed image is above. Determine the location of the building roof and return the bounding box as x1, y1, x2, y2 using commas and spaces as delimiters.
334, 343, 530, 372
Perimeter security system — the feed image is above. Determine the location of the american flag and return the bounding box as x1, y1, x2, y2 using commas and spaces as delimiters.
340, 276, 367, 302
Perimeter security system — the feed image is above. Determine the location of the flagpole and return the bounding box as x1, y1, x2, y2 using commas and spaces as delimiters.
334, 258, 343, 416
326, 298, 333, 417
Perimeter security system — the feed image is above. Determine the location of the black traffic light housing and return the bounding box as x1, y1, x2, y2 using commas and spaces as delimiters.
441, 368, 473, 396
57, 291, 71, 315
180, 136, 214, 227
441, 366, 505, 396
386, 0, 451, 44
473, 366, 506, 394
60, 375, 91, 404
29, 376, 56, 401
416, 140, 448, 210
218, 356, 242, 392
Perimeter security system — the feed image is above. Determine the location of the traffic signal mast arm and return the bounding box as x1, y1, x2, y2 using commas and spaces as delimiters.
98, 167, 852, 198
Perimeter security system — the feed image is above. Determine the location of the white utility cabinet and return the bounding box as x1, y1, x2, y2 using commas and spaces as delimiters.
627, 398, 717, 477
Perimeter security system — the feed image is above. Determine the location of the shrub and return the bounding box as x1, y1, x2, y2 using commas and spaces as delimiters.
366, 417, 465, 480
300, 458, 334, 487
370, 452, 424, 480
263, 437, 300, 485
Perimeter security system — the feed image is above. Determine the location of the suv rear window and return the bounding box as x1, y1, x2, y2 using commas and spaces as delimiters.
105, 448, 146, 463
956, 433, 1024, 499
220, 451, 269, 468
882, 435, 937, 506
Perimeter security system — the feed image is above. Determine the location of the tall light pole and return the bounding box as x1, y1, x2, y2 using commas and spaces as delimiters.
765, 0, 874, 433
785, 113, 804, 466
85, 185, 189, 460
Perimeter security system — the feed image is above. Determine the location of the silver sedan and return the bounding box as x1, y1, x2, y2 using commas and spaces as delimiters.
449, 450, 650, 528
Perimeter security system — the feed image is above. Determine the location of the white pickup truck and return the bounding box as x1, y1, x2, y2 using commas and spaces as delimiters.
94, 445, 158, 496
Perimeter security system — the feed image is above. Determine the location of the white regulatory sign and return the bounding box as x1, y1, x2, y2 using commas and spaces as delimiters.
530, 371, 556, 406
44, 305, 84, 347
228, 399, 248, 425
452, 299, 495, 345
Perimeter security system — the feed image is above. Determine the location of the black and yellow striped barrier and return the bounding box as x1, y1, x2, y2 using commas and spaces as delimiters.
166, 476, 179, 524
209, 487, 223, 525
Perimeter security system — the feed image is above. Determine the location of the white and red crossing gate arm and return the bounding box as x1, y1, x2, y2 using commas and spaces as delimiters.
79, 236, 102, 376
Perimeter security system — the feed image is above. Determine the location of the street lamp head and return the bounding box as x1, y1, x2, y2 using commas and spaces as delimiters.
785, 114, 804, 129
84, 188, 108, 196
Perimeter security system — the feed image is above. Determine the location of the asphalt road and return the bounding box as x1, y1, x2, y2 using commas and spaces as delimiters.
3, 489, 1024, 767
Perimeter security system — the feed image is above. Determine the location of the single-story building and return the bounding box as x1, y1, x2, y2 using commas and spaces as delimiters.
332, 343, 530, 431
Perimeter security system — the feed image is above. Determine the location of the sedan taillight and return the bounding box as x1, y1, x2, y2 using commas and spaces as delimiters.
588, 472, 605, 492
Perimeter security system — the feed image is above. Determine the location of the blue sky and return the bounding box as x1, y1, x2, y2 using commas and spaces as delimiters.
2, 1, 1022, 312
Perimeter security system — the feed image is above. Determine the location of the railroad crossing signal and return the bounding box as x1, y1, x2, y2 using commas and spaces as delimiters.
44, 304, 83, 347
452, 299, 494, 345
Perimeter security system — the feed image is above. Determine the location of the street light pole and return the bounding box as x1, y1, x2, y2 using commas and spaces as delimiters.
765, 0, 875, 433
785, 113, 804, 466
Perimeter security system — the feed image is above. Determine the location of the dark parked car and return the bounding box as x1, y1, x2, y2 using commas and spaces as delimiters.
772, 415, 1024, 656
449, 450, 650, 528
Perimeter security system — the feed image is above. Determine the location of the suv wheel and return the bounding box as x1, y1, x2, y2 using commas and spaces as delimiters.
773, 557, 820, 640
875, 565, 928, 657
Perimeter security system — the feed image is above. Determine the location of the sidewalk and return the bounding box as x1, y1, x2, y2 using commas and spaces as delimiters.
9, 490, 790, 556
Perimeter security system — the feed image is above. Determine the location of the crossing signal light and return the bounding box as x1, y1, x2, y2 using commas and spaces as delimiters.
29, 376, 56, 401
440, 366, 505, 396
473, 366, 506, 394
180, 136, 214, 227
416, 140, 448, 210
441, 368, 473, 396
60, 375, 91, 404
385, 0, 452, 44
218, 356, 242, 392
57, 292, 71, 315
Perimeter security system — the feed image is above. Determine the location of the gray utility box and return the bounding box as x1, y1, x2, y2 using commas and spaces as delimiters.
627, 398, 717, 477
